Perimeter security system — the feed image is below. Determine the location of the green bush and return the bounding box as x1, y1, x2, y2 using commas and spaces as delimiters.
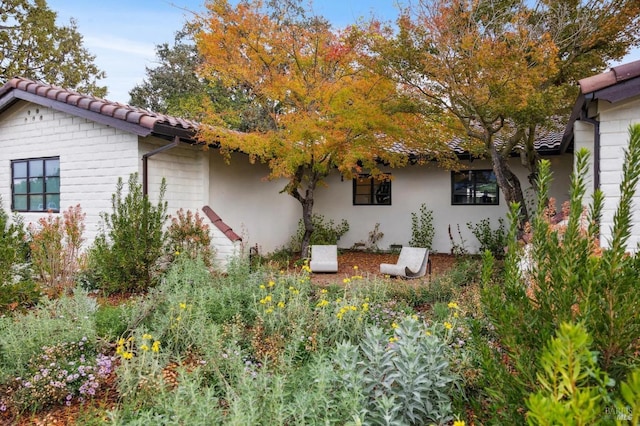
289, 214, 349, 253
0, 280, 41, 315
466, 217, 507, 257
0, 197, 30, 286
410, 203, 434, 250
478, 124, 640, 423
88, 173, 168, 294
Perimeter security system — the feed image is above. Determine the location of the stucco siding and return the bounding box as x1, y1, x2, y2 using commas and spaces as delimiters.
208, 151, 572, 255
140, 140, 240, 267
0, 101, 139, 245
596, 96, 640, 250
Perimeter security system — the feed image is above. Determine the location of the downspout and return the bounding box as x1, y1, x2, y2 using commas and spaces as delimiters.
142, 135, 181, 196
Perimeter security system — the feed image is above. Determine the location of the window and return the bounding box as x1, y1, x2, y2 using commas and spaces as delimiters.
451, 169, 498, 205
353, 174, 391, 205
11, 157, 60, 212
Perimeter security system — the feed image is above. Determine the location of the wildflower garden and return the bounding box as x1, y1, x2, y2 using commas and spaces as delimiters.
1, 127, 640, 424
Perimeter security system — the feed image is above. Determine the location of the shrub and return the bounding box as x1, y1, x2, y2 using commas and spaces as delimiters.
28, 205, 85, 295
478, 125, 640, 423
526, 322, 614, 425
166, 208, 213, 266
5, 338, 114, 413
333, 316, 460, 425
289, 214, 349, 253
466, 216, 507, 257
0, 280, 41, 315
88, 173, 168, 294
410, 203, 434, 250
0, 198, 29, 286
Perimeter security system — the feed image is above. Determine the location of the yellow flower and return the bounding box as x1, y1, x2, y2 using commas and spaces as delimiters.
444, 321, 453, 330
268, 280, 275, 287
361, 302, 369, 312
175, 251, 180, 256
389, 336, 398, 343
259, 284, 266, 289
411, 314, 418, 320
320, 289, 328, 294
353, 265, 359, 270
266, 308, 274, 314
350, 305, 357, 311
289, 286, 295, 291
117, 338, 125, 346
176, 316, 181, 322
142, 334, 153, 340
152, 341, 161, 352
343, 278, 351, 284
123, 352, 133, 360
179, 302, 187, 310
277, 301, 285, 308
448, 301, 459, 309
316, 299, 330, 308
425, 330, 432, 336
391, 322, 399, 329
116, 346, 123, 355
453, 420, 465, 426
454, 312, 459, 318
140, 344, 149, 351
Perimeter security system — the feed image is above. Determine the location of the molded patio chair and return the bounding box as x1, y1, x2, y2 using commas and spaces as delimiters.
380, 247, 430, 279
309, 245, 338, 273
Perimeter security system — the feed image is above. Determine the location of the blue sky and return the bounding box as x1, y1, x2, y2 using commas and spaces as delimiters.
47, 0, 638, 104
46, 0, 406, 103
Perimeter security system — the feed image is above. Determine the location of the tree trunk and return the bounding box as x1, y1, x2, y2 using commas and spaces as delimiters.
489, 142, 529, 229
300, 196, 314, 259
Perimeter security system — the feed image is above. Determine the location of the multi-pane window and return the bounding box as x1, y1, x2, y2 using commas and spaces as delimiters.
451, 169, 499, 205
353, 174, 391, 205
11, 157, 60, 212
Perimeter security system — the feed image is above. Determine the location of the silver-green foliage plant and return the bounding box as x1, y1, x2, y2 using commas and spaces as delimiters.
410, 203, 434, 250
334, 316, 459, 425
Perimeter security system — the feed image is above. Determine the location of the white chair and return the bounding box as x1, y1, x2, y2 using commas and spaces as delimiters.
380, 247, 430, 279
309, 245, 338, 273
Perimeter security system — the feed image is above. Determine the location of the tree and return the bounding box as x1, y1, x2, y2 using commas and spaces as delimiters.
0, 0, 106, 96
129, 24, 273, 131
366, 0, 640, 227
195, 0, 451, 256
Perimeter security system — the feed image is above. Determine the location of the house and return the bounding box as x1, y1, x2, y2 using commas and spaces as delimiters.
0, 77, 573, 265
563, 59, 640, 251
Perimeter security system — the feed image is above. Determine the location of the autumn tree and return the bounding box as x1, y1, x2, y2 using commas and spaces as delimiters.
367, 0, 640, 226
129, 24, 273, 131
0, 0, 106, 96
195, 0, 450, 256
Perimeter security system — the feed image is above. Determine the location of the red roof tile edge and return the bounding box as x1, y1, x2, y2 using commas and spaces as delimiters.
578, 59, 640, 94
0, 77, 200, 133
202, 206, 242, 243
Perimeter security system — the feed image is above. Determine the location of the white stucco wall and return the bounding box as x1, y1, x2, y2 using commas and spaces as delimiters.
141, 141, 241, 267
0, 101, 139, 245
593, 95, 640, 251
208, 150, 573, 255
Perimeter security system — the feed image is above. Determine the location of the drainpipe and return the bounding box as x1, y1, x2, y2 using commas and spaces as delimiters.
142, 136, 181, 196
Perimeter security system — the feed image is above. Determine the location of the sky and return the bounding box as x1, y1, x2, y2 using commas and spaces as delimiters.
47, 0, 639, 105
46, 0, 406, 103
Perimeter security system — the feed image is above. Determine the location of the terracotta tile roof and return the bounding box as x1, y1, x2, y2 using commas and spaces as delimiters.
578, 59, 640, 94
202, 206, 242, 243
0, 77, 200, 139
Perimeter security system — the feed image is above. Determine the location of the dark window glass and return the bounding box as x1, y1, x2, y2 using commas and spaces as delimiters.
11, 157, 60, 212
451, 170, 499, 205
353, 174, 392, 205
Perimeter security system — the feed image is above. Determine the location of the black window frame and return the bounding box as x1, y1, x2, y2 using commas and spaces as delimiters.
11, 156, 60, 213
353, 173, 392, 206
451, 169, 499, 206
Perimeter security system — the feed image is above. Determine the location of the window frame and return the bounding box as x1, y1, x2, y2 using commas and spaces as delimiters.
11, 156, 60, 213
451, 169, 499, 206
352, 173, 392, 206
